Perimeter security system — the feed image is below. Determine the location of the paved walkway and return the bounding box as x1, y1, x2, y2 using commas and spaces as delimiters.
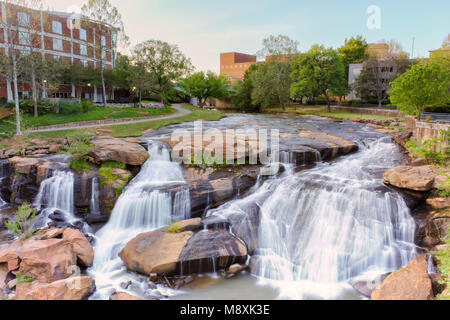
27, 105, 192, 133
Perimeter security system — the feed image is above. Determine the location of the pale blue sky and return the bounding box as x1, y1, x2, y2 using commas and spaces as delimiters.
47, 0, 450, 72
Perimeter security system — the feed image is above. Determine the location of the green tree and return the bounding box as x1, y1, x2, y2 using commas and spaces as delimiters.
180, 71, 229, 107
82, 0, 126, 108
338, 35, 368, 86
388, 63, 450, 118
256, 35, 298, 110
132, 40, 193, 104
230, 65, 260, 112
290, 45, 347, 112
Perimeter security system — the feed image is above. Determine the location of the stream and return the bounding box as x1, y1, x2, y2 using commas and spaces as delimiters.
0, 113, 420, 300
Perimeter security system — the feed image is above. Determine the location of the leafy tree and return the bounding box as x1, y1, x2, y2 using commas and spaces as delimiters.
338, 35, 368, 86
5, 202, 37, 239
82, 0, 126, 107
389, 63, 450, 118
2, 0, 47, 134
179, 71, 229, 107
230, 65, 260, 112
113, 54, 132, 92
290, 45, 347, 112
255, 35, 299, 110
132, 40, 193, 104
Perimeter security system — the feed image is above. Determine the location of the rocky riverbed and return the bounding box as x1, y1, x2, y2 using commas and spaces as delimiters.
0, 113, 448, 300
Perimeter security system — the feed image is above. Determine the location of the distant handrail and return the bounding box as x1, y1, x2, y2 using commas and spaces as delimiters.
420, 113, 450, 123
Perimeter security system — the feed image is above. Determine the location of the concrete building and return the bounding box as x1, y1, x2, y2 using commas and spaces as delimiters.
0, 2, 117, 102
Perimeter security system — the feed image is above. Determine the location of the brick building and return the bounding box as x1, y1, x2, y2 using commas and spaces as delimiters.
220, 52, 257, 84
0, 2, 117, 102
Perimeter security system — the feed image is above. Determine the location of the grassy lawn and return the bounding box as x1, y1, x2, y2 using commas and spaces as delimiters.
29, 106, 225, 139
0, 105, 174, 135
268, 105, 404, 121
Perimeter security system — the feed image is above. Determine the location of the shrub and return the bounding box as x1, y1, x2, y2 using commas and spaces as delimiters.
4, 203, 37, 239
70, 160, 91, 171
63, 132, 94, 164
80, 100, 94, 113
406, 138, 449, 166
16, 273, 34, 284
424, 103, 450, 114
432, 227, 450, 300
58, 101, 82, 115
167, 222, 182, 233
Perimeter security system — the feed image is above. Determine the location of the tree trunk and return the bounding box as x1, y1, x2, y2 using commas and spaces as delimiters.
31, 68, 38, 118
12, 55, 22, 136
326, 95, 331, 113
101, 66, 107, 108
139, 90, 142, 111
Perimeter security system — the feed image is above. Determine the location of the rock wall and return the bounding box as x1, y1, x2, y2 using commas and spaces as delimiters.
405, 115, 449, 153
331, 106, 404, 118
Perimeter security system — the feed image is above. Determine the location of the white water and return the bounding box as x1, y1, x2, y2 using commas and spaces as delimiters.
0, 161, 9, 208
90, 141, 190, 300
207, 137, 418, 300
90, 177, 101, 215
33, 170, 78, 227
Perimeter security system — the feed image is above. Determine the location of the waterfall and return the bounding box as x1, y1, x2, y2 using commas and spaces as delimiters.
90, 140, 190, 299
33, 170, 77, 227
207, 137, 418, 299
90, 177, 101, 215
0, 161, 10, 208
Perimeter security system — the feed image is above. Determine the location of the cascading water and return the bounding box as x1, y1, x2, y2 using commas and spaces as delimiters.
33, 155, 78, 228
207, 136, 418, 300
0, 161, 10, 208
90, 140, 190, 300
90, 177, 101, 215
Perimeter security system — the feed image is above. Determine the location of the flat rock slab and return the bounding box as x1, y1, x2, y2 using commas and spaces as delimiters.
91, 136, 149, 166
383, 165, 435, 191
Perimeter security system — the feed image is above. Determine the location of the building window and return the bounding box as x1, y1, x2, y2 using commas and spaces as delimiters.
17, 12, 30, 27
80, 29, 87, 41
19, 49, 30, 56
80, 44, 87, 56
53, 38, 63, 51
53, 55, 62, 62
82, 60, 88, 67
52, 21, 62, 34
101, 35, 106, 47
19, 32, 31, 45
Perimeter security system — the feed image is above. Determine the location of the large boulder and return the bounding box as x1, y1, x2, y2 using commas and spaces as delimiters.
120, 229, 194, 276
15, 276, 94, 300
120, 219, 248, 276
91, 136, 149, 166
62, 228, 94, 267
18, 239, 77, 283
371, 254, 434, 300
383, 166, 436, 192
178, 230, 248, 275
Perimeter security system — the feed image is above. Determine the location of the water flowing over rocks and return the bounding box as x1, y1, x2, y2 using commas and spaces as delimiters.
371, 254, 434, 300
90, 136, 149, 165
110, 291, 142, 300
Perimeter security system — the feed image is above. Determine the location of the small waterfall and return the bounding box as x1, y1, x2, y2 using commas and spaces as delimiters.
33, 170, 77, 226
207, 137, 418, 299
90, 177, 101, 215
0, 161, 10, 208
90, 140, 190, 299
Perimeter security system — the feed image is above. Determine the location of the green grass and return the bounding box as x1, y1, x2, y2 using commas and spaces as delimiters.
26, 106, 224, 139
0, 105, 174, 131
100, 161, 126, 169
70, 160, 91, 171
268, 105, 403, 121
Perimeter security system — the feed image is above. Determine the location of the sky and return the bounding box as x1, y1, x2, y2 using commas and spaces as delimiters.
44, 0, 450, 73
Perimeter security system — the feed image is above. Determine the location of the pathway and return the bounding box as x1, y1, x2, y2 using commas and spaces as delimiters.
26, 105, 192, 133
